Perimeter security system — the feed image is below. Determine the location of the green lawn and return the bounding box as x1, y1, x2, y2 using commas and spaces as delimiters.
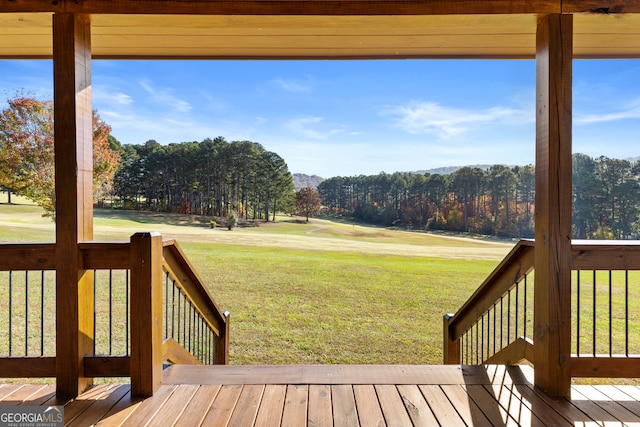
0, 196, 508, 365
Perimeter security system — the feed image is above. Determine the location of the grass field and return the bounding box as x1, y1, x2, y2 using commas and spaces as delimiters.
0, 196, 513, 365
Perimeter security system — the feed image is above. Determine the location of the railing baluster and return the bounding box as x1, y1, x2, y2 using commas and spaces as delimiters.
493, 302, 497, 356
507, 290, 511, 344
41, 271, 45, 356
514, 283, 520, 339
608, 270, 612, 357
177, 290, 181, 345
523, 274, 527, 339
126, 271, 130, 356
577, 270, 581, 356
25, 271, 28, 355
9, 271, 12, 356
164, 273, 169, 339
481, 315, 484, 362
625, 270, 629, 357
109, 270, 113, 355
593, 270, 597, 356
500, 295, 503, 350
93, 270, 97, 355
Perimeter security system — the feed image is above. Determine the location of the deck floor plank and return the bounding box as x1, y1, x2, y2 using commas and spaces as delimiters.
418, 385, 466, 427
353, 384, 386, 427
0, 384, 44, 406
64, 384, 114, 426
308, 384, 333, 427
441, 384, 492, 426
396, 384, 438, 426
146, 384, 199, 426
375, 384, 412, 427
332, 384, 359, 427
67, 384, 131, 427
119, 384, 177, 427
200, 384, 243, 427
95, 387, 144, 427
465, 384, 516, 426
1, 365, 639, 426
495, 382, 573, 427
526, 384, 602, 427
173, 384, 221, 427
0, 384, 27, 403
575, 385, 640, 425
19, 384, 56, 406
254, 384, 286, 427
281, 384, 309, 427
485, 382, 532, 426
227, 384, 264, 427
569, 386, 616, 427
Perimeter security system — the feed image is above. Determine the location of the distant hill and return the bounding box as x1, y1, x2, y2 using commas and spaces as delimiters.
415, 164, 494, 175
293, 173, 325, 190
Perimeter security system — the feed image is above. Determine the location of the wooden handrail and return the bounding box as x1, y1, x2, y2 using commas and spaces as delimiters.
0, 243, 56, 271
447, 239, 534, 341
571, 240, 640, 270
162, 239, 229, 341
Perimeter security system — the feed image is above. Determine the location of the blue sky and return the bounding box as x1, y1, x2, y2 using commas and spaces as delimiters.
1, 59, 639, 177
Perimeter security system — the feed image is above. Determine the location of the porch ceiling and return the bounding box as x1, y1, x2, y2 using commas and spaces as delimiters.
2, 12, 640, 59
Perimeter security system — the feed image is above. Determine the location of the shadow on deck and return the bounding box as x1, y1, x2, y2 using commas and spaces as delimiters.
6, 364, 640, 426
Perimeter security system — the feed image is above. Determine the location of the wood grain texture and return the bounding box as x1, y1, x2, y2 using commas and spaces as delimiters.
0, 0, 560, 15
0, 357, 56, 378
308, 384, 333, 427
52, 12, 94, 399
129, 232, 164, 396
2, 370, 640, 426
353, 384, 386, 426
331, 384, 358, 427
534, 13, 573, 398
254, 384, 286, 427
173, 384, 221, 427
162, 364, 534, 386
4, 11, 640, 59
0, 244, 56, 271
281, 384, 309, 427
571, 357, 640, 378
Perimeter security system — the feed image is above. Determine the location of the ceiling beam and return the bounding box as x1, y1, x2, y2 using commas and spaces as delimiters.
1, 0, 561, 15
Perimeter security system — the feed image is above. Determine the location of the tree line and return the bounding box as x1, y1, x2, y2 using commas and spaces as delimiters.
110, 137, 295, 221
318, 154, 640, 239
0, 96, 296, 222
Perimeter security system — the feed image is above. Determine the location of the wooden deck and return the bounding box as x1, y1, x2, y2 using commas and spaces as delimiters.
4, 365, 640, 426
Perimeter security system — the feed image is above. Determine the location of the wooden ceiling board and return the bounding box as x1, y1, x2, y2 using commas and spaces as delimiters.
0, 12, 639, 59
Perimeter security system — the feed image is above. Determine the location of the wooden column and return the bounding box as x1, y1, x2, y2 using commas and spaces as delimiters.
442, 314, 460, 364
53, 13, 94, 398
534, 13, 573, 398
130, 232, 164, 396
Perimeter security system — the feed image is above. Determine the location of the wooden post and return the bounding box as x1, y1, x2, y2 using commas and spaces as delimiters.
53, 13, 94, 398
218, 311, 230, 365
130, 232, 164, 396
443, 314, 461, 364
534, 13, 573, 398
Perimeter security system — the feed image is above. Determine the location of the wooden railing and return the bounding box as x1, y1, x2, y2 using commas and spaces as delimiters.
444, 239, 640, 379
443, 240, 534, 366
0, 232, 229, 395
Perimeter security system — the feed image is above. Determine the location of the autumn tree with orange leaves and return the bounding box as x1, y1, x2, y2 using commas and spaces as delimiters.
0, 96, 119, 218
295, 187, 322, 222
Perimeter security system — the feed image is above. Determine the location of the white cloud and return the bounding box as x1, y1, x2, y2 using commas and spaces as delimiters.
139, 80, 192, 113
272, 77, 313, 94
283, 116, 347, 140
93, 86, 133, 106
382, 101, 532, 139
575, 98, 640, 125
